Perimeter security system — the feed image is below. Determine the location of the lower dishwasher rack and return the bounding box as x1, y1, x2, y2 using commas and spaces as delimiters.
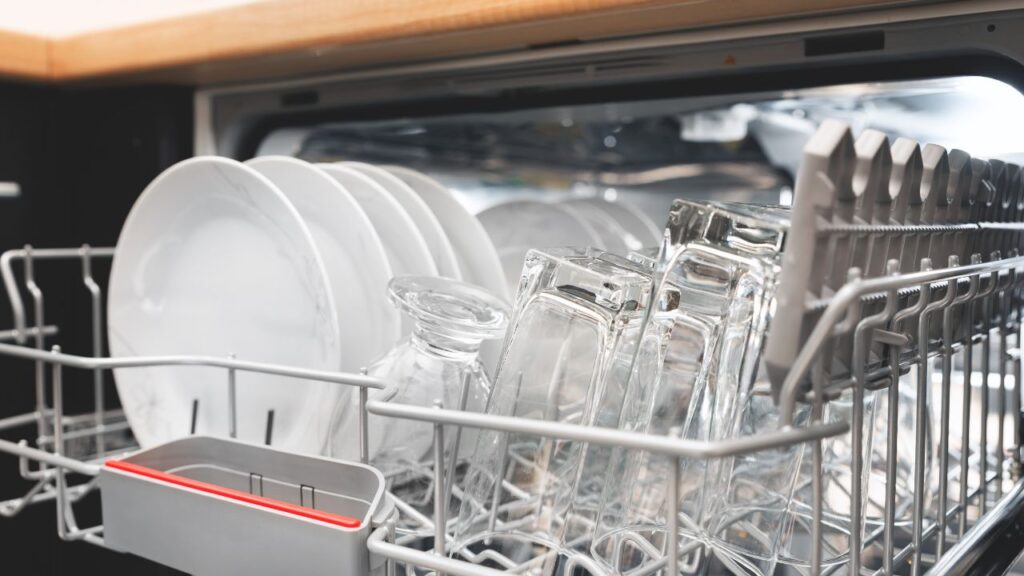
1, 127, 1024, 575
0, 245, 1019, 575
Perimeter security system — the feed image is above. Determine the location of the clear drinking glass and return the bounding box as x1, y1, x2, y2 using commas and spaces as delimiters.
782, 378, 935, 571
687, 206, 928, 571
625, 201, 896, 573
663, 201, 929, 573
777, 297, 931, 564
332, 275, 509, 517
780, 394, 877, 568
452, 247, 654, 570
591, 200, 794, 576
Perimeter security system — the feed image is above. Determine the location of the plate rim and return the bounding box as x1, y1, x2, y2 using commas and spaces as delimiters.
383, 165, 509, 301
318, 163, 439, 280
341, 161, 462, 281
245, 155, 401, 371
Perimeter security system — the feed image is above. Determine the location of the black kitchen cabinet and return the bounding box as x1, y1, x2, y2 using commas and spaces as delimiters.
0, 81, 192, 575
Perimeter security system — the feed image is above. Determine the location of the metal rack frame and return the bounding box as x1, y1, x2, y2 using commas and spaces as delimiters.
762, 121, 1024, 576
0, 245, 846, 576
778, 252, 1024, 576
0, 248, 1019, 575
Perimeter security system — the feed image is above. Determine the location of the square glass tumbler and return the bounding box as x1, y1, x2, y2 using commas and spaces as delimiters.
592, 200, 795, 576
452, 247, 654, 569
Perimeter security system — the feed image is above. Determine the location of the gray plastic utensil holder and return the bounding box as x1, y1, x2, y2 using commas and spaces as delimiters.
100, 436, 385, 576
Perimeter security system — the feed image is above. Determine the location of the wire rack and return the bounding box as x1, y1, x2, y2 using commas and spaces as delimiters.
0, 245, 845, 576
0, 123, 1022, 576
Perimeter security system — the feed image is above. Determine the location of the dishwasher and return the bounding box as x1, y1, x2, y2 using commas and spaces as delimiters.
1, 2, 1024, 575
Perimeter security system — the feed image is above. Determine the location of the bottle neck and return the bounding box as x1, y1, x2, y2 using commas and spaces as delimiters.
408, 322, 484, 362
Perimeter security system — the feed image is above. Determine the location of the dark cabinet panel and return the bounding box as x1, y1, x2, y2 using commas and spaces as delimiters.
0, 82, 192, 575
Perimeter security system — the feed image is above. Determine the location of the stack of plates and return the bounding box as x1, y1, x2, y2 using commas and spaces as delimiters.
108, 156, 508, 454
108, 155, 660, 455
477, 197, 661, 297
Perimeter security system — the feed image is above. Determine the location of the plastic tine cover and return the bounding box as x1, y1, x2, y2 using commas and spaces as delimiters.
828, 134, 861, 296
765, 120, 855, 397
855, 129, 893, 279
891, 138, 923, 274
964, 158, 991, 265
999, 164, 1020, 255
1013, 167, 1024, 254
933, 145, 962, 266
945, 150, 974, 339
761, 120, 1020, 400
918, 143, 947, 278
851, 130, 892, 362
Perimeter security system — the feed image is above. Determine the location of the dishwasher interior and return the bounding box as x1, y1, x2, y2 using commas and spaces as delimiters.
245, 74, 1024, 575
2, 5, 1024, 575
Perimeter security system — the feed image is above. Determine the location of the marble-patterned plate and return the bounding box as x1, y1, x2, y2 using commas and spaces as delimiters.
108, 156, 341, 454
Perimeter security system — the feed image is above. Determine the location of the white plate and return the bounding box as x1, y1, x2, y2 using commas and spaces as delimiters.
341, 161, 462, 280
317, 164, 437, 280
384, 166, 509, 301
588, 198, 662, 250
477, 200, 602, 297
563, 199, 630, 255
246, 156, 400, 373
318, 163, 437, 335
108, 157, 341, 454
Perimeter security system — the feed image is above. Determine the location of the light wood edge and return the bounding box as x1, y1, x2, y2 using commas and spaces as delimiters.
0, 28, 49, 81
0, 0, 954, 85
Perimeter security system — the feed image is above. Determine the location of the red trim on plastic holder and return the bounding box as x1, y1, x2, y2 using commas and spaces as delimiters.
104, 459, 361, 529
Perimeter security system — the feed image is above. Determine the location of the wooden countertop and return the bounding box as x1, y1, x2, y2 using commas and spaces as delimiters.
0, 28, 49, 80
0, 0, 972, 85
